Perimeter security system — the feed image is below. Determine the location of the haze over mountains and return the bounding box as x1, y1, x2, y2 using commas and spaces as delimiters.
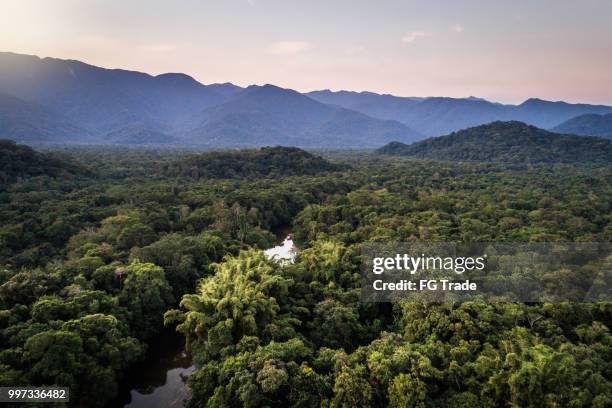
307, 90, 612, 136
552, 113, 612, 140
1, 51, 611, 147
0, 52, 417, 147
0, 92, 90, 143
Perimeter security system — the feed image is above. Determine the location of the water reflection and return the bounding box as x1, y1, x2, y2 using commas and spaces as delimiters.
115, 331, 194, 408
264, 234, 297, 263
116, 231, 297, 408
126, 363, 195, 408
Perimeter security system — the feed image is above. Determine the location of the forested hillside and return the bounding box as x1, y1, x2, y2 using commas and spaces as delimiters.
377, 121, 612, 163
163, 146, 344, 179
0, 139, 87, 185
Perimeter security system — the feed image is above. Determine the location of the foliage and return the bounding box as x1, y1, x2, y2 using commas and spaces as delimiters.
377, 121, 612, 164
0, 145, 611, 406
0, 139, 86, 186
163, 146, 345, 179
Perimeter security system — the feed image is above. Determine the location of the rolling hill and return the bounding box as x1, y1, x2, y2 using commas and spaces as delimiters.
376, 121, 612, 164
164, 146, 344, 179
0, 139, 88, 185
552, 113, 612, 140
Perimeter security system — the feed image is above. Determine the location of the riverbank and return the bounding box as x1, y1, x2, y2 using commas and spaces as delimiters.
109, 329, 193, 408
110, 230, 297, 407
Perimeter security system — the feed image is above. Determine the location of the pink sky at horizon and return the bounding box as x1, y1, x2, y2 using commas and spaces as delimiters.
2, 0, 611, 105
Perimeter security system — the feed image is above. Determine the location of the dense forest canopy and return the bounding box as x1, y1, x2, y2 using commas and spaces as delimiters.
0, 143, 610, 407
0, 139, 87, 185
377, 121, 612, 164
163, 146, 345, 179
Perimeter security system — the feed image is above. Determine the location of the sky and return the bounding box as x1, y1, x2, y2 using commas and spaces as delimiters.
1, 0, 612, 105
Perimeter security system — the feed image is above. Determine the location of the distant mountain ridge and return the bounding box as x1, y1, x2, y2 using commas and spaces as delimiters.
1, 51, 611, 147
307, 90, 612, 137
552, 113, 612, 140
0, 52, 226, 134
376, 121, 612, 164
0, 92, 89, 143
186, 84, 419, 147
0, 52, 418, 147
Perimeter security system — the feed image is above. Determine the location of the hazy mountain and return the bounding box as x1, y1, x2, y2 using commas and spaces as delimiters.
514, 98, 612, 129
307, 90, 612, 136
186, 84, 420, 147
0, 52, 226, 134
306, 90, 424, 110
377, 121, 612, 164
552, 113, 612, 140
0, 92, 88, 143
103, 123, 178, 145
206, 82, 245, 99
2, 51, 611, 148
0, 52, 418, 147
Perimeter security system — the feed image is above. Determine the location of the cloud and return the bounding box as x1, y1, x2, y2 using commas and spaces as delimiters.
401, 31, 430, 43
141, 44, 177, 52
267, 40, 311, 55
449, 24, 465, 33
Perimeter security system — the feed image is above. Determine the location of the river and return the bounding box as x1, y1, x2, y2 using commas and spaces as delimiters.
113, 230, 296, 407
264, 230, 298, 263
112, 330, 194, 408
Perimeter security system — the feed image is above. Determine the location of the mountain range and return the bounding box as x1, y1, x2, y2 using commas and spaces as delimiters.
0, 92, 89, 143
1, 51, 611, 147
376, 121, 612, 164
307, 90, 612, 136
552, 113, 612, 140
0, 52, 417, 147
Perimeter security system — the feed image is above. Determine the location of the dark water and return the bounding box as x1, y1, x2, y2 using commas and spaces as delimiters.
109, 227, 295, 408
271, 224, 292, 244
111, 330, 194, 408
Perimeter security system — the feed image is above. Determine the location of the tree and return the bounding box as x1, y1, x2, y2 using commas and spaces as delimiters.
388, 373, 426, 408
119, 262, 174, 339
171, 249, 295, 359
